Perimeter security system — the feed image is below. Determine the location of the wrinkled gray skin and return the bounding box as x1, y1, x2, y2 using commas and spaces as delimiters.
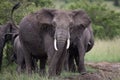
19, 9, 91, 76
0, 3, 20, 71
13, 36, 38, 73
13, 36, 25, 73
65, 24, 94, 72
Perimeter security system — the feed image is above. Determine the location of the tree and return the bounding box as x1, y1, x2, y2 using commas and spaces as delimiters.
64, 0, 120, 39
0, 0, 13, 24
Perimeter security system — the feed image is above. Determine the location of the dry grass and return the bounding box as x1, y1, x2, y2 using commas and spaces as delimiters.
85, 38, 120, 62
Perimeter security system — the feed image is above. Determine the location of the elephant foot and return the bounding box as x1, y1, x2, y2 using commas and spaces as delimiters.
48, 67, 57, 77
78, 67, 86, 75
33, 68, 38, 73
26, 67, 32, 75
39, 69, 46, 76
69, 65, 76, 72
80, 71, 87, 75
48, 72, 57, 78
17, 66, 23, 74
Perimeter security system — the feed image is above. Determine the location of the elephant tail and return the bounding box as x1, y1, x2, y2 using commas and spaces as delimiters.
10, 2, 21, 28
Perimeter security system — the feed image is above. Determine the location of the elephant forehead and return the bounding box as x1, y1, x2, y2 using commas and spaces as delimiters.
54, 11, 72, 21
54, 12, 72, 26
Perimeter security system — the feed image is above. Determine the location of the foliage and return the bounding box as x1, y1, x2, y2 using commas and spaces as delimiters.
0, 0, 13, 24
3, 42, 13, 65
0, 0, 54, 24
0, 0, 120, 39
63, 0, 120, 39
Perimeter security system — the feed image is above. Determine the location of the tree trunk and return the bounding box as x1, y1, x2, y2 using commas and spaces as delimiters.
114, 0, 119, 6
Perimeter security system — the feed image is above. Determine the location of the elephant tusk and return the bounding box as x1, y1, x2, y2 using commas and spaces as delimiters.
54, 39, 58, 51
88, 42, 91, 45
66, 38, 70, 49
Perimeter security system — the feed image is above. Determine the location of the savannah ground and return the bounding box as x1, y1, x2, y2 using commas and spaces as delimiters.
0, 38, 120, 80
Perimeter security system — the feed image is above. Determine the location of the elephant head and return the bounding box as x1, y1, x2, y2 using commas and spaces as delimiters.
38, 9, 91, 51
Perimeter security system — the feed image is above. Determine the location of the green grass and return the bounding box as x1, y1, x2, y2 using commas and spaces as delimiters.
0, 38, 120, 80
85, 38, 120, 62
0, 65, 51, 80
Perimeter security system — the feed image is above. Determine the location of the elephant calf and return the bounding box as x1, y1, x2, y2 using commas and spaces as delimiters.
66, 24, 94, 73
13, 36, 38, 73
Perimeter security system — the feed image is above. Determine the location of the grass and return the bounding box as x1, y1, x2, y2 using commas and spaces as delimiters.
0, 38, 120, 80
85, 38, 120, 62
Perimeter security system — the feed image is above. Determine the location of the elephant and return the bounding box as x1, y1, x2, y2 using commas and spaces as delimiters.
13, 35, 38, 73
66, 24, 94, 73
13, 36, 25, 73
0, 2, 20, 71
18, 8, 91, 76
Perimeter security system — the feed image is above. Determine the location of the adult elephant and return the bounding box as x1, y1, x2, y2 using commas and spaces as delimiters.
19, 9, 91, 76
0, 2, 20, 71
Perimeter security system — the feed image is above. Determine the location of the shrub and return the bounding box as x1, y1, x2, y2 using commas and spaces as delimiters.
64, 0, 120, 39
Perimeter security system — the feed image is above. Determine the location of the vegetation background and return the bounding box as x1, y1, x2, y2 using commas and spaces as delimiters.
0, 0, 120, 80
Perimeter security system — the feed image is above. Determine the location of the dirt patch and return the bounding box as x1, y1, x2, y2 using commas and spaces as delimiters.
62, 62, 120, 80
63, 73, 103, 80
86, 62, 120, 72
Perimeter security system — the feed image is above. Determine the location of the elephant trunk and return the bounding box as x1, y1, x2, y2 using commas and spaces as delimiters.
51, 28, 70, 75
54, 29, 70, 51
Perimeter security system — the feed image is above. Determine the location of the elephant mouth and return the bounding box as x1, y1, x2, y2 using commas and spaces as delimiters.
54, 38, 70, 51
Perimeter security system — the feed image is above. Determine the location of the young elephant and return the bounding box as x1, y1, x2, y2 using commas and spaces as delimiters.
66, 24, 94, 73
0, 2, 20, 71
13, 36, 25, 73
13, 36, 38, 73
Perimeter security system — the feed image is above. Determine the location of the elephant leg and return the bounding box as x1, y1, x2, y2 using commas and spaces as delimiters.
16, 52, 24, 74
44, 34, 54, 66
39, 56, 47, 75
0, 52, 3, 71
74, 54, 79, 72
24, 54, 32, 74
68, 52, 76, 72
68, 46, 78, 72
22, 46, 32, 74
0, 39, 5, 71
77, 42, 86, 74
32, 58, 38, 73
17, 62, 24, 74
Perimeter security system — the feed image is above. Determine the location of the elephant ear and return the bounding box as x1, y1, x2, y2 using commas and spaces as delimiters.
37, 8, 56, 25
72, 10, 91, 28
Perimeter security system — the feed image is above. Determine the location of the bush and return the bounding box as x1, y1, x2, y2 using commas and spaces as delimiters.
0, 1, 12, 24
0, 0, 55, 24
63, 0, 120, 39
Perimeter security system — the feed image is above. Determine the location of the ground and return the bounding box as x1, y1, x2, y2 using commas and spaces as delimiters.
61, 62, 120, 80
